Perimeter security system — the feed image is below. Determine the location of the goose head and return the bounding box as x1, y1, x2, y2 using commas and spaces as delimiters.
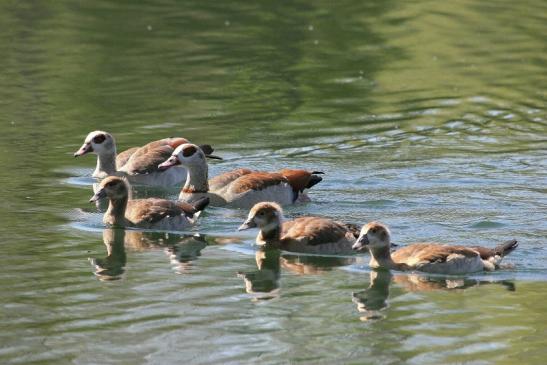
239, 202, 283, 233
353, 222, 391, 251
90, 176, 129, 202
74, 131, 115, 157
158, 143, 206, 170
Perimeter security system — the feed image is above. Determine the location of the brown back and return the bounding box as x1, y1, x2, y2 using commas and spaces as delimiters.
392, 243, 480, 265
231, 172, 288, 193
282, 217, 353, 246
209, 168, 254, 190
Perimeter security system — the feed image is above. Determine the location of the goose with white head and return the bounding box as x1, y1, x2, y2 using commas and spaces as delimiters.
353, 222, 518, 274
74, 131, 216, 187
158, 143, 323, 208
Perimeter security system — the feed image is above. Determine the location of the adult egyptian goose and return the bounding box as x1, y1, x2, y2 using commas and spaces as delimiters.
74, 131, 216, 186
352, 222, 518, 274
158, 143, 323, 208
238, 202, 359, 254
89, 176, 209, 230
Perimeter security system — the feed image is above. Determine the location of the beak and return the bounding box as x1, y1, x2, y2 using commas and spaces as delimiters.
158, 156, 181, 171
206, 154, 223, 160
74, 143, 93, 157
352, 233, 370, 251
238, 218, 257, 231
89, 188, 107, 202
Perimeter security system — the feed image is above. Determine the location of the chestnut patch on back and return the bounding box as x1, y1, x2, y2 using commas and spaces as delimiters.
182, 145, 197, 157
93, 134, 106, 144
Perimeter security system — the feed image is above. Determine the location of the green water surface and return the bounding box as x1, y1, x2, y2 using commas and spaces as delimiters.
0, 1, 546, 364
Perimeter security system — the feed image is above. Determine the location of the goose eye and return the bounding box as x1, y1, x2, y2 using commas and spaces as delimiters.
371, 228, 377, 234
93, 134, 106, 144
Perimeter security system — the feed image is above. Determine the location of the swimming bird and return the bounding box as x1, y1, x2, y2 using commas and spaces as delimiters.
158, 143, 323, 208
89, 176, 209, 230
74, 130, 216, 186
352, 222, 518, 274
238, 202, 359, 254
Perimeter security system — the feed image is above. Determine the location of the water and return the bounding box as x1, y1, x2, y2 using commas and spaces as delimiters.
1, 0, 546, 363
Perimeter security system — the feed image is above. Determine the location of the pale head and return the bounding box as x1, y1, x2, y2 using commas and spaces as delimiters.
89, 176, 129, 202
158, 143, 205, 170
353, 222, 391, 251
74, 131, 115, 157
238, 202, 283, 232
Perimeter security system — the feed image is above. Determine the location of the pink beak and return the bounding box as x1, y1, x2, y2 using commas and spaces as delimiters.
74, 143, 92, 157
158, 156, 181, 171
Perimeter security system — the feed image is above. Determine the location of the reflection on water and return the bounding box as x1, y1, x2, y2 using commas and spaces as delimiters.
165, 235, 208, 274
90, 228, 127, 281
238, 249, 281, 299
353, 270, 393, 320
90, 229, 208, 280
353, 270, 517, 321
238, 249, 361, 300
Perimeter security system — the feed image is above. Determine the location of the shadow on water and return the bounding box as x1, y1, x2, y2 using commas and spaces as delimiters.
352, 270, 516, 321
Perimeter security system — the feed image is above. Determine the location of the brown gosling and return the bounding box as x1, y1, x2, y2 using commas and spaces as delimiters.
238, 202, 359, 255
353, 222, 518, 274
89, 176, 209, 230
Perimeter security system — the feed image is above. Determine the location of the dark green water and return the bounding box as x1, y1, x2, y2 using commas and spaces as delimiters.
1, 1, 546, 364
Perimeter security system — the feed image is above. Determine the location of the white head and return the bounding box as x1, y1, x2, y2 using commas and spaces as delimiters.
74, 131, 115, 157
158, 143, 206, 170
352, 222, 391, 251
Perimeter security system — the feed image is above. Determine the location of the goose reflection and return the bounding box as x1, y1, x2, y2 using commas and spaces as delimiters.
238, 248, 281, 299
90, 229, 209, 280
352, 270, 392, 321
90, 228, 127, 281
352, 270, 516, 321
165, 235, 208, 274
281, 254, 357, 275
238, 250, 361, 299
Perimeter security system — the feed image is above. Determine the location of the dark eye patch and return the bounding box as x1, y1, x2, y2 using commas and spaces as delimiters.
93, 134, 106, 144
371, 228, 377, 233
182, 145, 197, 157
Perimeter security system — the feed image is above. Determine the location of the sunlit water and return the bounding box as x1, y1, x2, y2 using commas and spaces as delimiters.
0, 0, 546, 364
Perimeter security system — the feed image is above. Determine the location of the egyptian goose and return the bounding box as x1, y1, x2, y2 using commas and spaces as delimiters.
74, 131, 216, 186
89, 176, 209, 230
238, 202, 359, 254
158, 143, 323, 208
353, 222, 518, 274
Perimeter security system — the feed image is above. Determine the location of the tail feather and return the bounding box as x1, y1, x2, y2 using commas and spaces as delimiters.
494, 239, 518, 257
192, 197, 210, 213
306, 174, 323, 190
199, 144, 214, 155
